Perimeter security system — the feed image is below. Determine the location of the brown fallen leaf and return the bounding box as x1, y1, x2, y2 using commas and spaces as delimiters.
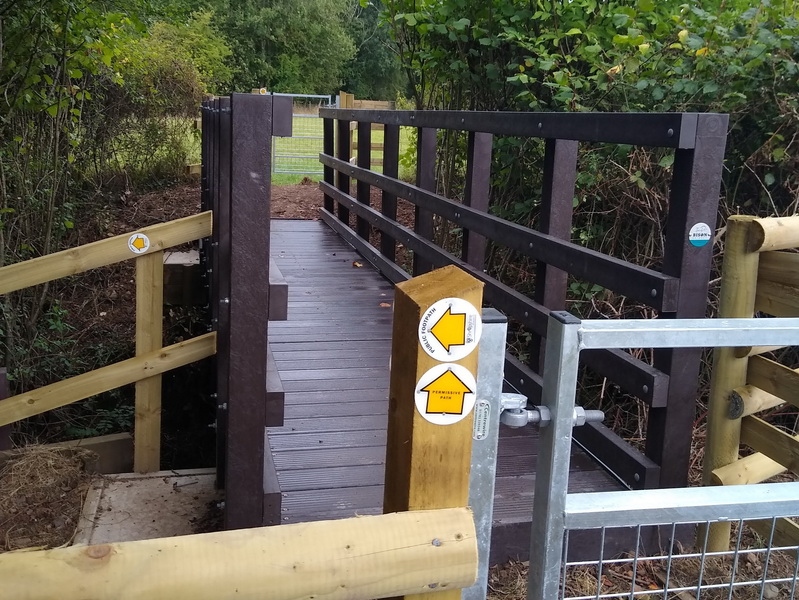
379, 302, 391, 308
353, 261, 363, 268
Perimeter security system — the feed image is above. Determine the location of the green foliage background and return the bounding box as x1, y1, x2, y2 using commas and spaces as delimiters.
2, 0, 798, 443
0, 0, 405, 442
383, 0, 799, 217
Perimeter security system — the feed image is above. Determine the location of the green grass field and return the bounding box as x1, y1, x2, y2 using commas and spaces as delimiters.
271, 115, 414, 186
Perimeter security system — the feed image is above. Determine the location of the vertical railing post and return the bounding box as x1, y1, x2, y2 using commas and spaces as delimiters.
381, 124, 400, 261
336, 117, 351, 225
462, 132, 493, 270
356, 121, 372, 240
384, 264, 483, 600
225, 93, 272, 529
213, 96, 232, 488
413, 127, 436, 275
133, 249, 164, 473
200, 99, 210, 213
530, 138, 578, 370
0, 367, 10, 450
701, 216, 759, 550
527, 312, 582, 600
648, 113, 728, 487
323, 117, 335, 213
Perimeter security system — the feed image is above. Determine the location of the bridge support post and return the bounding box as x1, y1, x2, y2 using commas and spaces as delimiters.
224, 93, 272, 529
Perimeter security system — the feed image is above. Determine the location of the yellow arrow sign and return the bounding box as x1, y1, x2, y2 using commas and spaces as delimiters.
430, 306, 466, 352
131, 236, 147, 250
421, 369, 474, 415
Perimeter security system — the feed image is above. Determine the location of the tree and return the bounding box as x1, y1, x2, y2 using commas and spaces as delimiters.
216, 0, 356, 93
139, 11, 233, 93
343, 0, 407, 100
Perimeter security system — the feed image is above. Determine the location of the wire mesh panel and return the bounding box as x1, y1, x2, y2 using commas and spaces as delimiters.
560, 514, 799, 600
272, 94, 333, 175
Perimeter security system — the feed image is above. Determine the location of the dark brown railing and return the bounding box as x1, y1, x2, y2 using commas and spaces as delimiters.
319, 108, 729, 491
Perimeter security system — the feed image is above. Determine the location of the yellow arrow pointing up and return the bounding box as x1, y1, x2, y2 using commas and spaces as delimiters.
421, 369, 473, 414
430, 306, 466, 352
131, 236, 147, 250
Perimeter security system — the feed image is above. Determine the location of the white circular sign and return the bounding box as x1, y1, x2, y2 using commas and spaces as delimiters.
688, 222, 712, 247
414, 363, 477, 426
128, 233, 151, 254
418, 297, 482, 362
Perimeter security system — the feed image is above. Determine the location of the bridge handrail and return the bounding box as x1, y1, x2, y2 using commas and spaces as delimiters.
319, 107, 729, 491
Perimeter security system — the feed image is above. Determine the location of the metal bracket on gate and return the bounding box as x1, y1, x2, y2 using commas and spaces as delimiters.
499, 393, 604, 428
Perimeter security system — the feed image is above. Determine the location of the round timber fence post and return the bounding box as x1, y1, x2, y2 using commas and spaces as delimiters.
384, 264, 484, 600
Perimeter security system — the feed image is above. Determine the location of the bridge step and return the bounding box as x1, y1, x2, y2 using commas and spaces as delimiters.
162, 251, 289, 321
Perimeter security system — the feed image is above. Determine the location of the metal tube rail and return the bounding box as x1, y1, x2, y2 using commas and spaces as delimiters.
576, 316, 799, 350
565, 481, 799, 529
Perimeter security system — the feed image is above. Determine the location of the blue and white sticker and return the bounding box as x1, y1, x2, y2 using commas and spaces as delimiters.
688, 222, 712, 247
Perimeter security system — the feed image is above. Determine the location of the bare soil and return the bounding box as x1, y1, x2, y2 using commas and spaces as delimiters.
272, 177, 324, 219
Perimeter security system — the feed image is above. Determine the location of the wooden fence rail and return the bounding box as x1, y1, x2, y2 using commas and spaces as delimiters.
0, 212, 214, 472
0, 508, 477, 600
0, 212, 211, 295
0, 334, 216, 427
703, 214, 799, 550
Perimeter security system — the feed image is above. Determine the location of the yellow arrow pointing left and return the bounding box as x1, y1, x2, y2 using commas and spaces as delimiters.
131, 236, 147, 250
430, 306, 466, 352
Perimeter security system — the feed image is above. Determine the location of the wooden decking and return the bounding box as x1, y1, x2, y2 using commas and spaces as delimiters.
267, 219, 623, 562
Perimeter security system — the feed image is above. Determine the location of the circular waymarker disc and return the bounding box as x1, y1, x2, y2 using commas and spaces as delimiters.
128, 233, 151, 254
418, 297, 482, 362
688, 222, 712, 247
414, 363, 477, 426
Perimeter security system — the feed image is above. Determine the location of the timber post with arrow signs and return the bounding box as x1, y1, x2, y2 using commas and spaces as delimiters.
384, 264, 484, 600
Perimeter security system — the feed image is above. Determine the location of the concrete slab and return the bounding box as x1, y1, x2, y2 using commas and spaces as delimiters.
74, 468, 222, 545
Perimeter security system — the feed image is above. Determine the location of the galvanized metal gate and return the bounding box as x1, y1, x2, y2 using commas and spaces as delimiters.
526, 314, 799, 600
271, 93, 335, 175
467, 313, 799, 599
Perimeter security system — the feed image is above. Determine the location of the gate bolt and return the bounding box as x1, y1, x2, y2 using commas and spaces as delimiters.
526, 406, 552, 426
573, 407, 605, 427
500, 403, 604, 428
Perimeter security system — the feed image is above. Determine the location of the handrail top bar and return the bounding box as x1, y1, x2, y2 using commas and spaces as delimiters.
0, 211, 212, 296
268, 92, 333, 100
320, 108, 728, 149
563, 314, 799, 350
565, 481, 799, 529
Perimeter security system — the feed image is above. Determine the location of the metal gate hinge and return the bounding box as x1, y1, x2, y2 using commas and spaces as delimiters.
499, 392, 604, 429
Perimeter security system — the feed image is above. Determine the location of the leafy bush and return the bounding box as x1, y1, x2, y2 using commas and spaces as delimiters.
382, 0, 799, 217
